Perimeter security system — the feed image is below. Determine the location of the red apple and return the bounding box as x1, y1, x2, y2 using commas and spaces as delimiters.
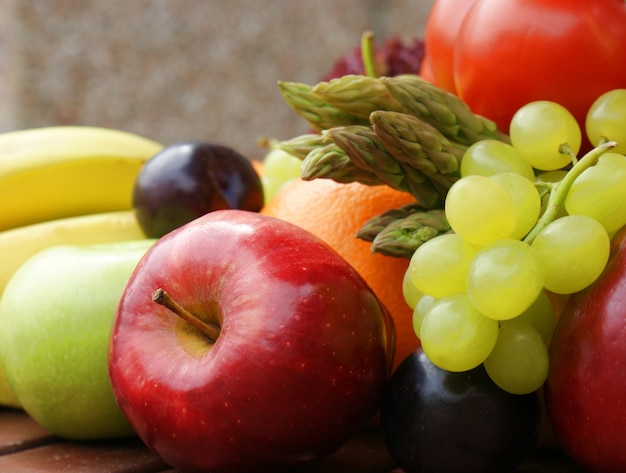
108, 209, 394, 473
545, 225, 626, 472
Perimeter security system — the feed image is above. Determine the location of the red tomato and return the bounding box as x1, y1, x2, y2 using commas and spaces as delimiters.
452, 0, 626, 134
423, 0, 478, 93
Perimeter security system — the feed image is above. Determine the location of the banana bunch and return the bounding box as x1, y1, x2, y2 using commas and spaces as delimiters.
0, 126, 163, 407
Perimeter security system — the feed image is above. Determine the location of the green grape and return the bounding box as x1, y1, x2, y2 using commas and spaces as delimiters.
483, 321, 549, 395
535, 170, 567, 184
467, 239, 545, 321
402, 269, 422, 309
445, 175, 517, 246
407, 233, 479, 298
263, 147, 303, 181
504, 290, 555, 343
261, 176, 287, 202
260, 147, 302, 201
490, 172, 541, 240
531, 215, 610, 294
412, 294, 437, 338
460, 139, 535, 181
565, 152, 626, 234
420, 293, 499, 372
510, 100, 582, 171
586, 88, 626, 155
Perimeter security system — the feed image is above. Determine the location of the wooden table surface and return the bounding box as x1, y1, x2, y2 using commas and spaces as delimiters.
0, 407, 589, 472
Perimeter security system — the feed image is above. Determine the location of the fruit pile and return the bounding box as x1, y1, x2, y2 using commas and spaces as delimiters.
0, 3, 626, 473
0, 130, 268, 435
0, 125, 394, 472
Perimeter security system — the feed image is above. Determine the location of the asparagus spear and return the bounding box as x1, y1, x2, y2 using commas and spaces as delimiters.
311, 75, 409, 119
275, 133, 327, 160
300, 141, 384, 186
357, 204, 451, 258
381, 75, 510, 146
277, 81, 368, 131
357, 202, 425, 241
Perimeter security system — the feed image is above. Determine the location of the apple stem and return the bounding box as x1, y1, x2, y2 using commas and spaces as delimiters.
152, 288, 220, 343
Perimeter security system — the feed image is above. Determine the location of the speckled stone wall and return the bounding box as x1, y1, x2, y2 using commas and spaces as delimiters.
0, 0, 434, 160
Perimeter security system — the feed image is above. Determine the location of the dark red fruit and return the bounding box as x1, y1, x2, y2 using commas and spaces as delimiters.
545, 225, 626, 473
133, 142, 264, 238
380, 348, 540, 473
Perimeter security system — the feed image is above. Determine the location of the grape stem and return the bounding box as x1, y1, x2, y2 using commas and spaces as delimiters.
360, 31, 378, 78
523, 140, 618, 245
559, 143, 579, 166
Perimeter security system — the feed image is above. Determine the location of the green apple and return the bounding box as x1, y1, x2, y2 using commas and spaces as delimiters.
0, 366, 19, 407
0, 239, 154, 440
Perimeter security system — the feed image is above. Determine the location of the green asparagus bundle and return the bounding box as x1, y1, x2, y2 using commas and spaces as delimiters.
279, 109, 468, 209
369, 110, 463, 200
275, 73, 510, 258
279, 74, 507, 144
324, 125, 442, 208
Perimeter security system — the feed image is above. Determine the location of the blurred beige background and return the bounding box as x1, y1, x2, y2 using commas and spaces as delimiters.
0, 0, 434, 161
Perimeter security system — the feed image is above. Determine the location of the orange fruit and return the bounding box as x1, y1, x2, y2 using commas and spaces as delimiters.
261, 178, 420, 371
251, 159, 264, 176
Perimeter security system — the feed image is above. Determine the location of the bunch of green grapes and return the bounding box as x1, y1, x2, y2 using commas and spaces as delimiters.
403, 89, 626, 395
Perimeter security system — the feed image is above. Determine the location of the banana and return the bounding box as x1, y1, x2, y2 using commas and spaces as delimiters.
0, 126, 163, 232
0, 210, 147, 298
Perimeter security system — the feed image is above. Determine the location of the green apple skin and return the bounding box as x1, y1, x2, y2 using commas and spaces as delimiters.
0, 239, 154, 440
0, 366, 19, 408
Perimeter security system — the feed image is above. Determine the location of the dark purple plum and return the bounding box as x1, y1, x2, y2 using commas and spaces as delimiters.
380, 348, 540, 473
133, 142, 264, 238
